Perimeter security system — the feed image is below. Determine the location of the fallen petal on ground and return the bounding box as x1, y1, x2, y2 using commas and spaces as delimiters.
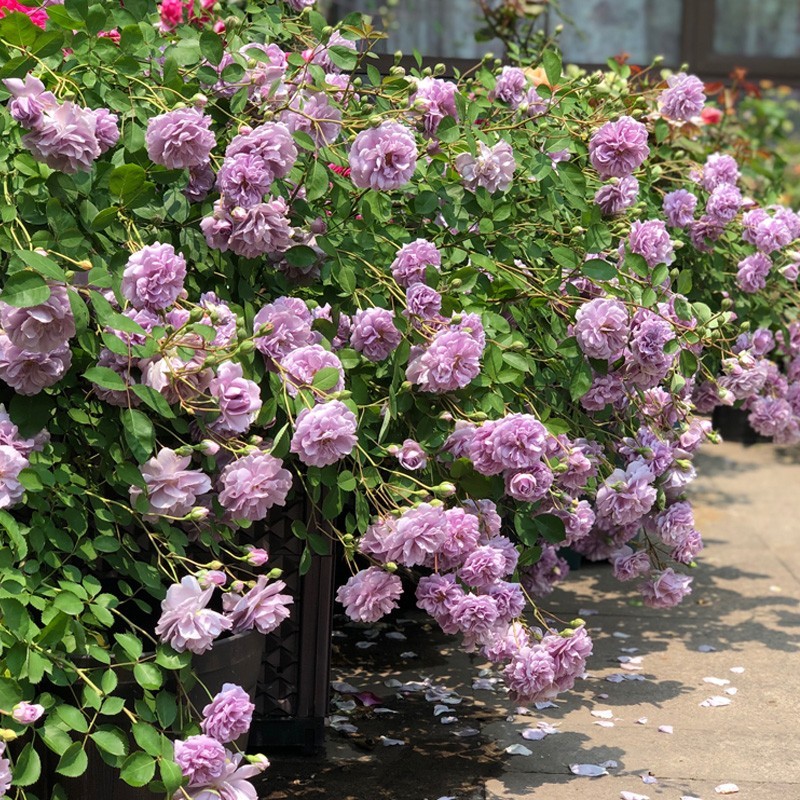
570, 763, 609, 777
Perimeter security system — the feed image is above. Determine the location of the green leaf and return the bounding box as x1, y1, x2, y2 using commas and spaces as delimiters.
679, 349, 698, 375
56, 743, 88, 777
56, 705, 89, 733
542, 49, 562, 86
90, 728, 128, 757
122, 408, 155, 463
532, 513, 566, 544
131, 384, 175, 418
501, 351, 529, 372
115, 632, 143, 661
91, 206, 120, 231
132, 722, 163, 757
84, 366, 127, 392
311, 366, 342, 391
199, 29, 224, 65
306, 159, 329, 201
120, 752, 156, 787
0, 510, 26, 559
133, 663, 162, 691
327, 44, 358, 71
299, 545, 312, 576
284, 245, 318, 269
435, 116, 460, 143
582, 259, 616, 281
0, 271, 50, 307
159, 757, 184, 793
109, 164, 146, 204
53, 592, 84, 616
12, 743, 41, 787
569, 360, 593, 400
14, 249, 66, 281
337, 470, 356, 491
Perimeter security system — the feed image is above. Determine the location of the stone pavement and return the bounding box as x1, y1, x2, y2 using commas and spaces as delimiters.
266, 441, 800, 800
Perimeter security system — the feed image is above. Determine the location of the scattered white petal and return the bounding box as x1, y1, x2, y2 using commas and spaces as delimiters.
538, 722, 559, 734
594, 720, 615, 728
620, 647, 640, 653
505, 744, 533, 756
570, 764, 609, 777
534, 700, 558, 710
591, 709, 614, 719
373, 708, 398, 714
636, 717, 648, 725
769, 585, 781, 592
658, 725, 673, 734
700, 696, 731, 707
730, 666, 745, 673
434, 704, 453, 716
613, 631, 632, 639
714, 784, 739, 794
400, 651, 418, 658
330, 718, 358, 734
384, 679, 403, 689
704, 677, 731, 686
606, 674, 625, 684
595, 693, 609, 700
334, 699, 357, 711
697, 644, 717, 652
332, 630, 347, 639
521, 728, 547, 741
380, 736, 405, 746
681, 796, 702, 800
453, 728, 480, 738
578, 608, 599, 616
599, 760, 619, 769
400, 681, 429, 692
472, 678, 497, 691
641, 774, 658, 784
363, 628, 380, 639
724, 687, 738, 695
332, 681, 360, 693
440, 716, 458, 725
620, 792, 650, 800
436, 797, 456, 800
385, 631, 407, 640
515, 706, 533, 716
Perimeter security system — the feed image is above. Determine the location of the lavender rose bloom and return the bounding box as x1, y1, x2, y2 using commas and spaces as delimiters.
349, 121, 417, 190
394, 438, 428, 470
574, 297, 629, 361
639, 568, 692, 608
224, 121, 297, 184
185, 162, 216, 202
174, 735, 228, 786
156, 576, 232, 655
145, 107, 216, 169
455, 140, 516, 193
253, 296, 317, 363
490, 66, 527, 108
121, 243, 187, 311
0, 283, 75, 353
595, 459, 657, 526
22, 102, 101, 173
336, 567, 403, 623
628, 219, 675, 268
350, 307, 402, 362
503, 644, 557, 703
216, 153, 273, 208
658, 72, 706, 121
700, 152, 740, 191
588, 116, 650, 179
594, 175, 639, 216
0, 334, 71, 395
281, 90, 342, 149
201, 684, 255, 744
406, 329, 483, 393
225, 576, 293, 635
405, 283, 442, 319
409, 76, 459, 138
290, 400, 358, 467
11, 701, 45, 724
279, 344, 344, 398
663, 189, 697, 228
705, 183, 742, 224
0, 444, 27, 509
736, 252, 772, 294
504, 462, 554, 502
130, 448, 211, 519
208, 361, 262, 435
469, 414, 547, 476
93, 108, 120, 153
391, 239, 441, 287
227, 198, 293, 259
218, 451, 292, 521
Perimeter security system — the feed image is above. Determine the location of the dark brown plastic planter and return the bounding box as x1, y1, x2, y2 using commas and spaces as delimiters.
248, 498, 335, 755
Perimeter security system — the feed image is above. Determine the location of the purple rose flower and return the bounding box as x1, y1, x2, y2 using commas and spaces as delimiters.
409, 76, 459, 138
639, 568, 692, 608
393, 438, 428, 470
503, 644, 557, 703
490, 66, 527, 108
628, 219, 675, 268
543, 626, 593, 692
706, 183, 742, 224
391, 239, 441, 287
218, 451, 292, 521
520, 545, 569, 597
216, 153, 273, 208
504, 461, 554, 502
174, 735, 228, 786
736, 252, 772, 294
699, 152, 739, 191
0, 445, 27, 509
336, 567, 403, 623
387, 502, 448, 568
11, 701, 44, 724
459, 545, 508, 589
405, 283, 442, 319
121, 243, 187, 311
224, 121, 297, 185
612, 546, 651, 581
156, 576, 232, 655
281, 90, 342, 149
406, 329, 483, 393
469, 414, 547, 476
350, 307, 402, 362
227, 198, 293, 259
749, 396, 794, 437
225, 576, 293, 634
22, 101, 102, 173
594, 175, 639, 216
130, 448, 211, 519
3, 74, 56, 129
629, 312, 676, 374
146, 108, 216, 169
208, 361, 262, 435
0, 334, 71, 395
253, 296, 317, 364
574, 297, 629, 361
689, 214, 725, 252
596, 459, 657, 527
201, 684, 255, 744
93, 108, 120, 154
185, 162, 216, 202
451, 593, 500, 648
588, 116, 650, 179
290, 400, 358, 467
658, 72, 706, 121
663, 189, 697, 228
0, 283, 75, 353
455, 140, 516, 193
349, 121, 417, 190
279, 344, 344, 398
